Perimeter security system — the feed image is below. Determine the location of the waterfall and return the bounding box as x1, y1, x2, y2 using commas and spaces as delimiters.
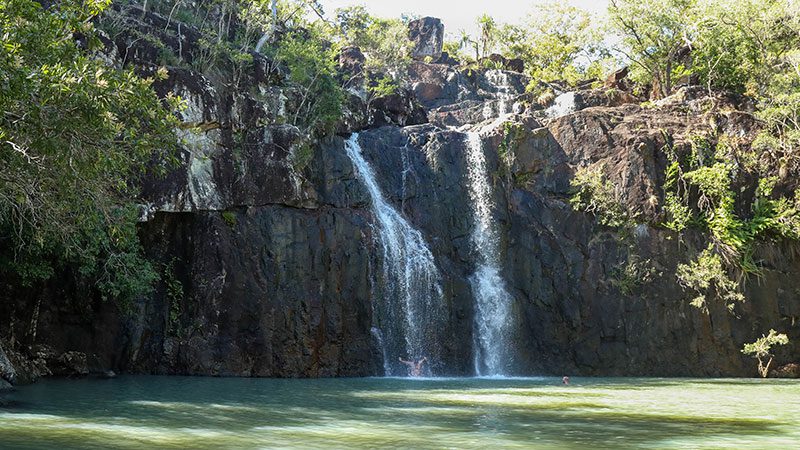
484, 70, 515, 119
344, 134, 444, 376
464, 132, 514, 376
546, 92, 578, 118
370, 327, 389, 375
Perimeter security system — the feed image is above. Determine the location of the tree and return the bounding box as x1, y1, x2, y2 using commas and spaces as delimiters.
608, 0, 697, 98
239, 1, 344, 136
691, 0, 800, 96
500, 2, 610, 86
271, 29, 343, 136
476, 14, 498, 61
332, 5, 412, 86
0, 0, 180, 304
742, 330, 790, 378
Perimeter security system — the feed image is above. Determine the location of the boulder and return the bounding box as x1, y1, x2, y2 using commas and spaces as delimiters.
605, 66, 629, 90
506, 58, 525, 74
338, 46, 366, 86
369, 90, 428, 128
412, 81, 443, 104
770, 363, 800, 378
0, 345, 17, 385
487, 53, 507, 68
437, 51, 459, 66
53, 351, 89, 377
484, 54, 523, 73
408, 17, 444, 61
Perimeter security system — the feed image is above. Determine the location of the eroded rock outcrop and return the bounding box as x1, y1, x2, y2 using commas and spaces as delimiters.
408, 17, 444, 62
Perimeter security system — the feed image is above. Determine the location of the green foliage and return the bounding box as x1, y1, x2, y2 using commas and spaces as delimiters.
162, 257, 184, 333
662, 135, 800, 258
663, 132, 800, 312
289, 141, 314, 173
498, 122, 526, 169
611, 255, 656, 296
691, 0, 799, 96
570, 165, 632, 228
221, 211, 237, 228
608, 0, 697, 98
500, 2, 611, 86
475, 14, 498, 62
742, 329, 790, 377
0, 0, 179, 305
269, 29, 343, 137
442, 40, 467, 62
191, 36, 254, 76
676, 246, 744, 312
663, 190, 692, 232
333, 5, 412, 85
367, 75, 399, 99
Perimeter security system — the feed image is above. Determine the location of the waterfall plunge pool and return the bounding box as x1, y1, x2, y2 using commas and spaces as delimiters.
1, 376, 799, 449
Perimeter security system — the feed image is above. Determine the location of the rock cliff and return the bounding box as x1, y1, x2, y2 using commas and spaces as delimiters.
1, 6, 798, 381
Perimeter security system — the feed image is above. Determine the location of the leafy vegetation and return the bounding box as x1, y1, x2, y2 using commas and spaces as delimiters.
332, 5, 413, 94
447, 2, 611, 90
661, 133, 800, 311
676, 246, 744, 312
608, 0, 800, 170
611, 255, 656, 296
608, 0, 695, 99
267, 29, 343, 137
742, 330, 789, 378
0, 0, 180, 305
500, 3, 611, 88
569, 165, 633, 228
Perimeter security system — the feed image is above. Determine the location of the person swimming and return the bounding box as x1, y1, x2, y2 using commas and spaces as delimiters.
399, 357, 427, 377
562, 376, 570, 385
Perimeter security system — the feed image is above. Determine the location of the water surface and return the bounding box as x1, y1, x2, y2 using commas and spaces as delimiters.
1, 376, 799, 449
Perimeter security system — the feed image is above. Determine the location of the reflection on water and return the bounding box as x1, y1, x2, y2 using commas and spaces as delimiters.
1, 376, 799, 449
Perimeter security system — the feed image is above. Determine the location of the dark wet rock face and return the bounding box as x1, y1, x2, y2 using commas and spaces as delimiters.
2, 11, 799, 379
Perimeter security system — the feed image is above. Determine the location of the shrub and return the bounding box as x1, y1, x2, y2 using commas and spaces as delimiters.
742, 330, 789, 378
570, 165, 632, 228
676, 246, 744, 312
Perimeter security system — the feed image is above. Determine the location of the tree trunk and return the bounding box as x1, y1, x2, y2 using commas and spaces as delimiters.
664, 59, 672, 98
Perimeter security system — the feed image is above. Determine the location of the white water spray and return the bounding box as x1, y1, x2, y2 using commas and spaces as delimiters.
546, 92, 578, 118
344, 134, 444, 376
484, 70, 516, 119
464, 132, 514, 376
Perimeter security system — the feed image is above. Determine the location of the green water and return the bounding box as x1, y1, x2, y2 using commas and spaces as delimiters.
1, 377, 799, 449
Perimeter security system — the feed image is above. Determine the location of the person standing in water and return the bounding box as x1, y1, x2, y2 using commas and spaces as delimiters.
399, 357, 427, 377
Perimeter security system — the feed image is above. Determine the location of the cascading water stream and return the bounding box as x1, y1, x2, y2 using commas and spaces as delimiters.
344, 134, 444, 376
464, 132, 515, 376
484, 70, 515, 119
